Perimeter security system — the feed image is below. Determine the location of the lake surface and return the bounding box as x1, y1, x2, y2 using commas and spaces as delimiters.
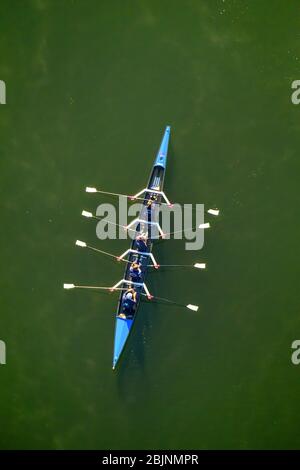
1, 0, 300, 450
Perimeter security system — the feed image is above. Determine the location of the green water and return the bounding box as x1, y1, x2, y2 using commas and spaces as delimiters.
1, 0, 300, 450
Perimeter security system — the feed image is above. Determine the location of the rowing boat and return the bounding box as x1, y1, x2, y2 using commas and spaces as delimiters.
112, 126, 171, 369
63, 125, 218, 369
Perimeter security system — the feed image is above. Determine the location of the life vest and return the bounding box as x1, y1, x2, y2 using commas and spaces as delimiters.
123, 297, 135, 313
136, 239, 147, 251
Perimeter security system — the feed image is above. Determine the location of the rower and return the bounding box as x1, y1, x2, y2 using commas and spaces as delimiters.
118, 288, 137, 319
124, 287, 137, 302
135, 233, 148, 252
129, 261, 142, 283
147, 194, 158, 211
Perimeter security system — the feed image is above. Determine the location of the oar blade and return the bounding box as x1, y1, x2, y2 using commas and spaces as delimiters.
86, 187, 97, 193
207, 209, 219, 216
187, 304, 199, 312
194, 263, 206, 269
75, 240, 87, 247
199, 222, 210, 229
64, 283, 75, 289
82, 210, 93, 218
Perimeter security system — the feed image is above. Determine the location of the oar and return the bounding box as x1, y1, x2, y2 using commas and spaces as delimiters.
86, 187, 144, 201
75, 240, 205, 269
75, 240, 127, 262
81, 210, 137, 234
86, 187, 220, 216
85, 187, 170, 206
76, 240, 142, 265
160, 223, 210, 238
63, 285, 199, 311
82, 210, 211, 239
147, 263, 206, 269
63, 284, 127, 292
141, 292, 199, 311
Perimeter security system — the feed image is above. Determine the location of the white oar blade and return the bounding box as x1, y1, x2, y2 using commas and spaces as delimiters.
75, 240, 87, 247
82, 210, 93, 218
194, 263, 206, 269
207, 208, 219, 216
187, 304, 199, 312
199, 222, 210, 229
64, 283, 75, 289
86, 187, 97, 193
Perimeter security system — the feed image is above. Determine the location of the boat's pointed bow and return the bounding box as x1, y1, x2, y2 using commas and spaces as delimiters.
154, 126, 171, 169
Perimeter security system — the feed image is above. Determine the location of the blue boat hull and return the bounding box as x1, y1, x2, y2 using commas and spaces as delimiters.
112, 126, 171, 369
